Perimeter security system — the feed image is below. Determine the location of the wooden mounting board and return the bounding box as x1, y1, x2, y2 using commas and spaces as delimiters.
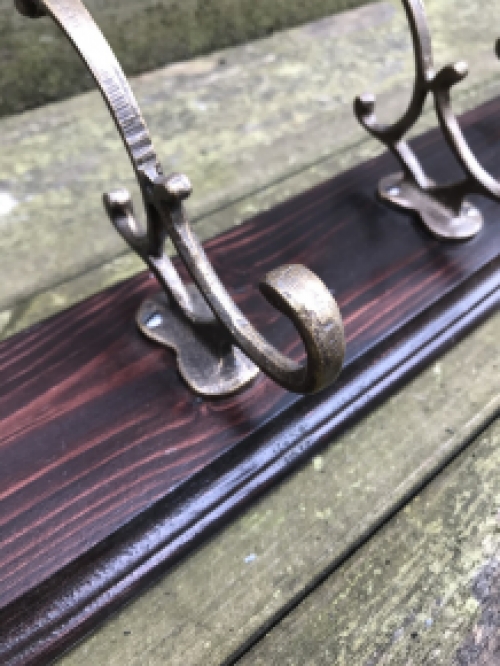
2, 96, 500, 665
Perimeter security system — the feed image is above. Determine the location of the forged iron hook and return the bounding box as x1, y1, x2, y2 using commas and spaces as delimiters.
16, 0, 345, 396
354, 0, 500, 241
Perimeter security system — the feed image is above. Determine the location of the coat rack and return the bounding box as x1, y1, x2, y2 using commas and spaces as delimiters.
5, 2, 500, 665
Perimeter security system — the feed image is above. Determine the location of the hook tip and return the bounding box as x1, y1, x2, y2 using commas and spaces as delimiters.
103, 188, 132, 214
14, 0, 46, 17
354, 93, 376, 118
260, 264, 345, 393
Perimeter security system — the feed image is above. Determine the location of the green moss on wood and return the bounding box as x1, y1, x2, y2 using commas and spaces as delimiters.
0, 0, 373, 117
4, 0, 500, 329
242, 420, 500, 665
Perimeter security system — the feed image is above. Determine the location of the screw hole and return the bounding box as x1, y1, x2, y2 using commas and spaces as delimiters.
147, 313, 163, 329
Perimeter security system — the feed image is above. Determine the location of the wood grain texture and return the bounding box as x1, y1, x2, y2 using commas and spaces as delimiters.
55, 302, 500, 666
2, 95, 500, 665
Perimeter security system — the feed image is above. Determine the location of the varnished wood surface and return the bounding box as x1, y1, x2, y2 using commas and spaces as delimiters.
2, 96, 500, 664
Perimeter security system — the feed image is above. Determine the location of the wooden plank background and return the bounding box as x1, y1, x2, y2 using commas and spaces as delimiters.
0, 0, 372, 117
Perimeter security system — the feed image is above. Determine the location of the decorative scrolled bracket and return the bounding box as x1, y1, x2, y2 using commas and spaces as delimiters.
355, 0, 500, 241
17, 0, 345, 396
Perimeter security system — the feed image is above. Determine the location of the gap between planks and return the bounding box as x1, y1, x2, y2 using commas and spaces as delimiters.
239, 416, 500, 665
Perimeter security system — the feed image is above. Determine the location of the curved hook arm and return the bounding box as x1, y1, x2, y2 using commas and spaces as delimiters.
431, 61, 500, 200
354, 0, 434, 145
18, 0, 345, 394
354, 0, 500, 205
15, 0, 170, 260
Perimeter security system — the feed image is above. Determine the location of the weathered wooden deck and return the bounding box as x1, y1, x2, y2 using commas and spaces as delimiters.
3, 1, 500, 664
0, 0, 373, 117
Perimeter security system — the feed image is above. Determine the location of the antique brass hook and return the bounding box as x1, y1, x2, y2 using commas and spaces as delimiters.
15, 0, 345, 396
355, 0, 500, 241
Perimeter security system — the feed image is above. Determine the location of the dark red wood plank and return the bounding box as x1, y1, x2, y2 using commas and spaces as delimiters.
2, 95, 500, 665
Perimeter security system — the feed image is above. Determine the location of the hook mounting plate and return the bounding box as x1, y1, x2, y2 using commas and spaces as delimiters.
137, 286, 259, 397
378, 173, 483, 241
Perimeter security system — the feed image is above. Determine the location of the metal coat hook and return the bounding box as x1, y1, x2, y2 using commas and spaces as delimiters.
15, 0, 345, 397
354, 0, 500, 241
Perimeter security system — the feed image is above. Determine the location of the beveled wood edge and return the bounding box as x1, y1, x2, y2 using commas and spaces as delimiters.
2, 254, 500, 666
